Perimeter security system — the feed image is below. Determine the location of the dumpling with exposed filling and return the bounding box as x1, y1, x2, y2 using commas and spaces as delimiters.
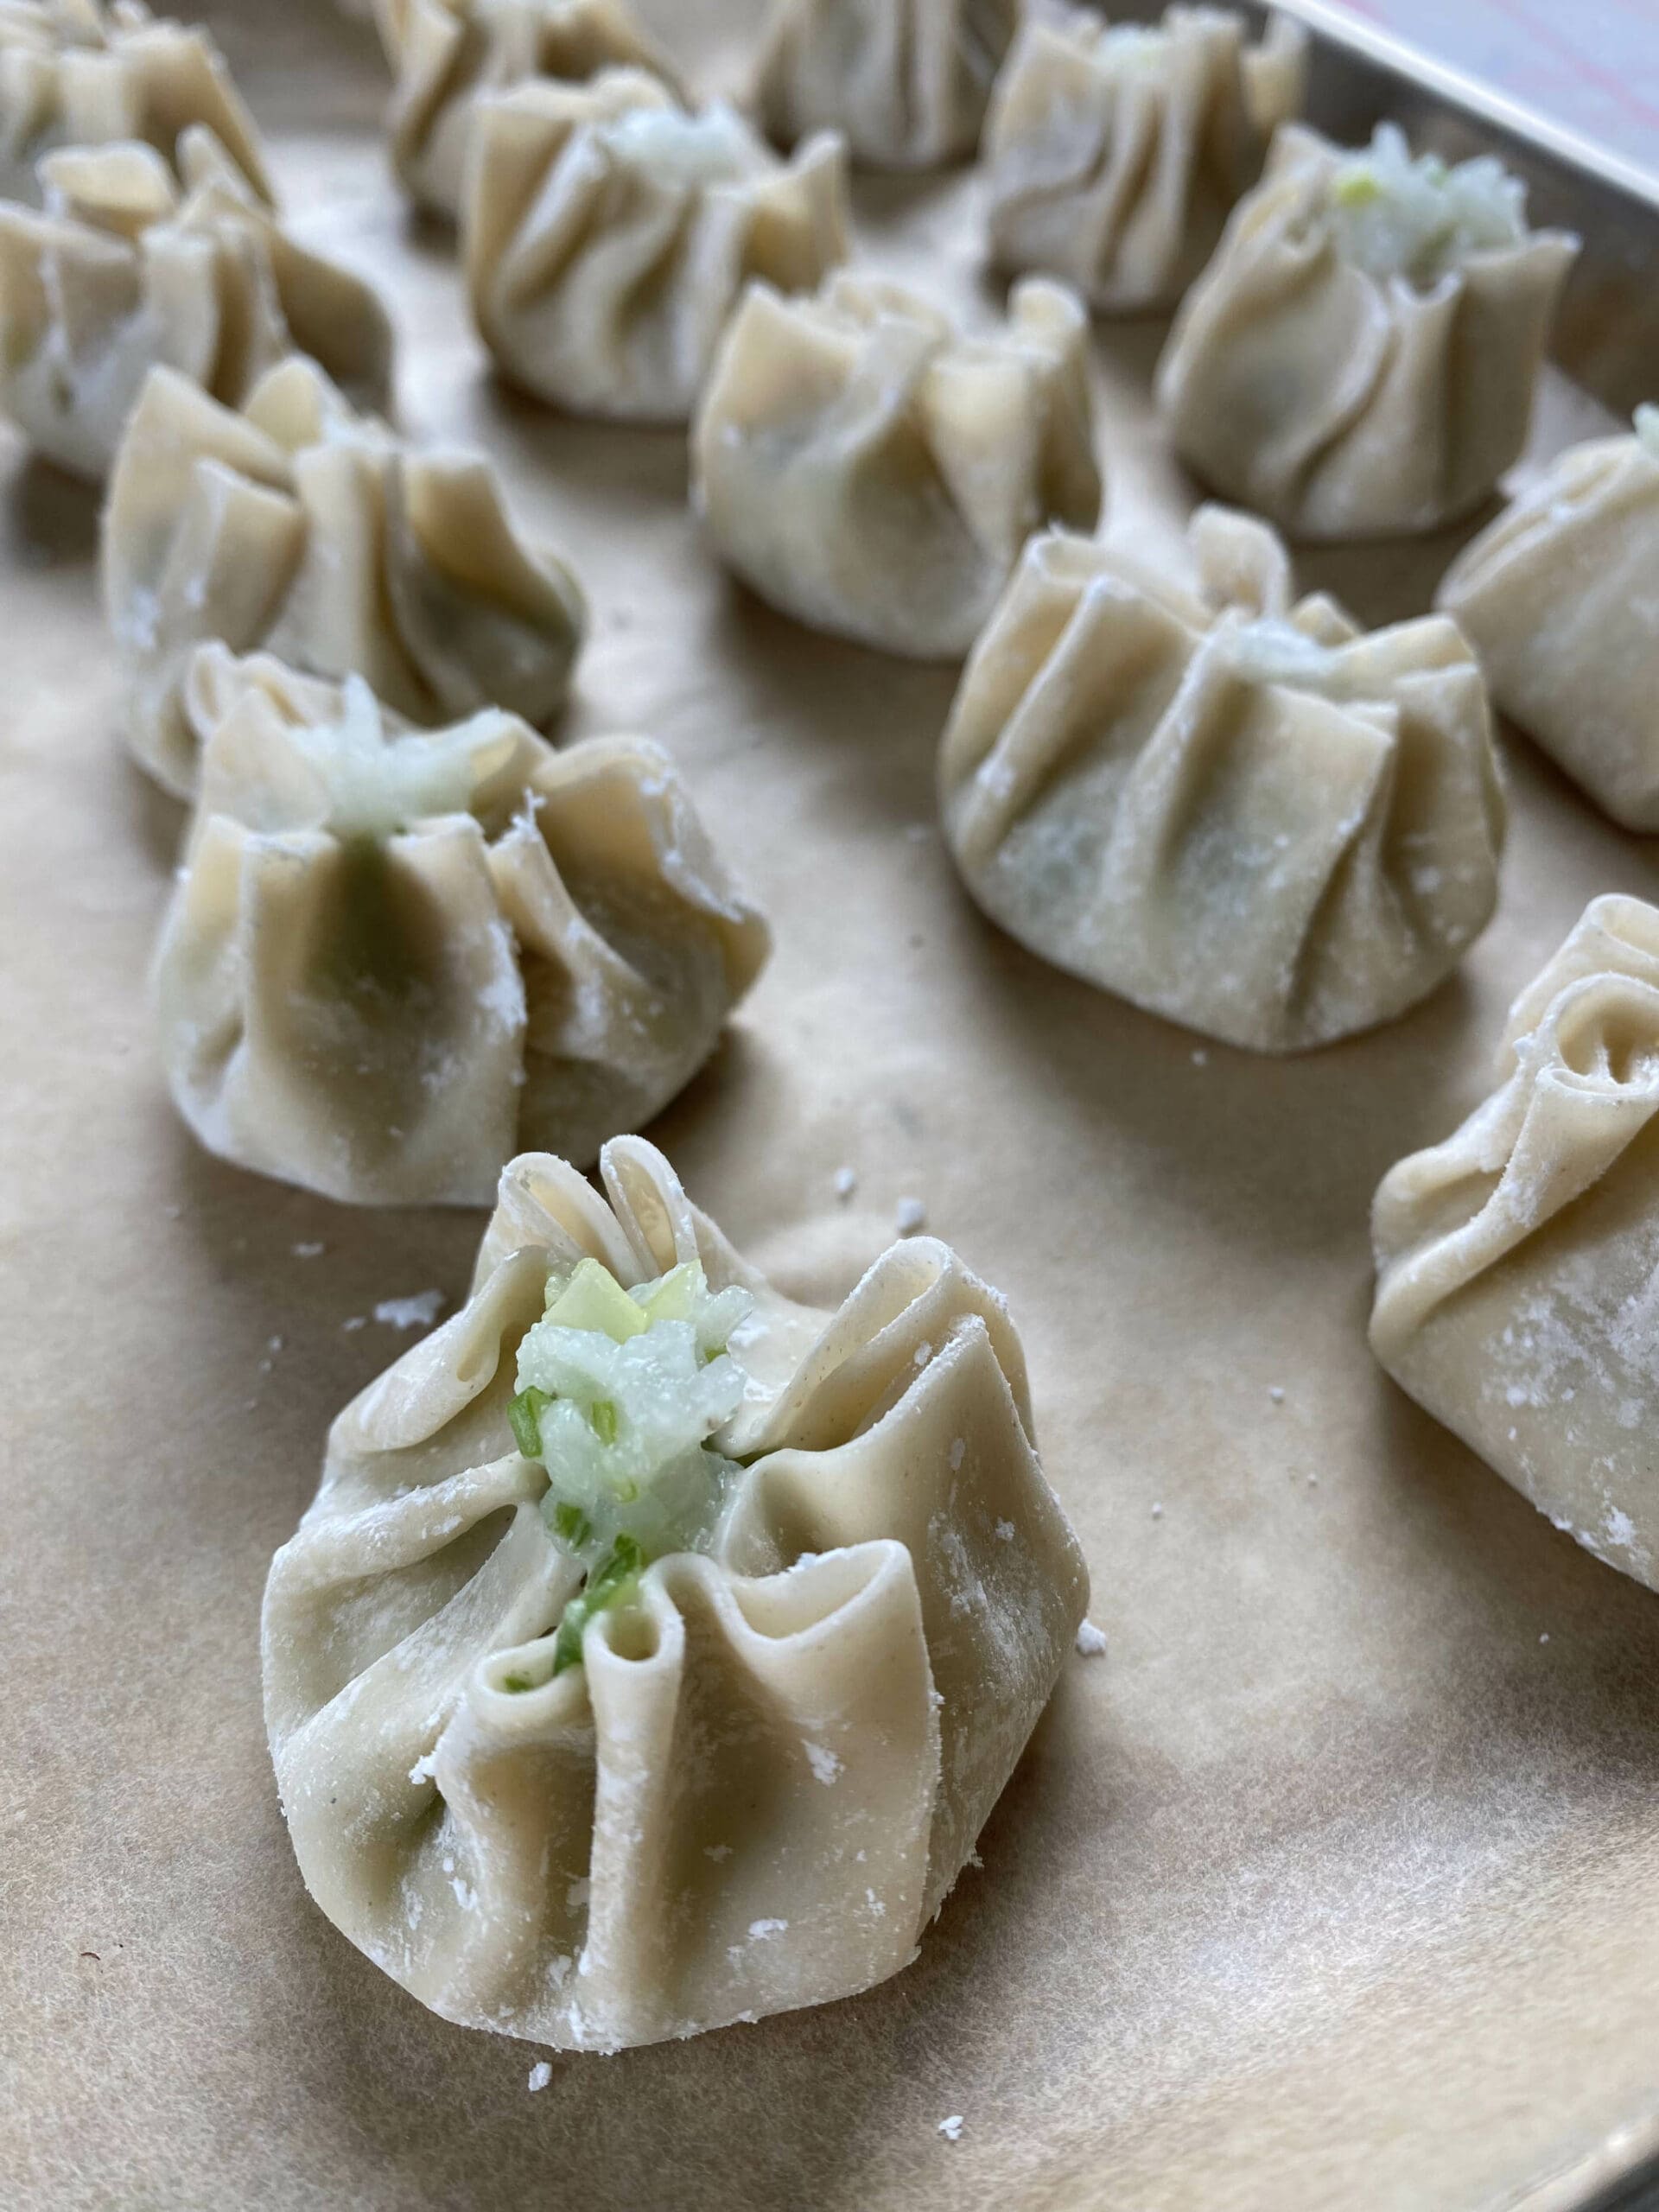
262, 1134, 1089, 2044
1155, 122, 1579, 538
464, 66, 849, 423
155, 649, 770, 1205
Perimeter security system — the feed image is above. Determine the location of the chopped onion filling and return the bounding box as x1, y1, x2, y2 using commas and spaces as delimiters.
508, 1257, 754, 1674
289, 677, 492, 840
1327, 124, 1527, 287
598, 101, 761, 188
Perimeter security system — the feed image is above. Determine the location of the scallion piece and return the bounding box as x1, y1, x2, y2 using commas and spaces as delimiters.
508, 1383, 552, 1461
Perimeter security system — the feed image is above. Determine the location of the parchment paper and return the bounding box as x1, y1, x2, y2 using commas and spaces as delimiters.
6, 6, 1659, 2208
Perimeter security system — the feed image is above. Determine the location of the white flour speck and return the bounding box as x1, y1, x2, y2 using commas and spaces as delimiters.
748, 1918, 787, 1940
1268, 1385, 1285, 1404
527, 2062, 552, 2093
292, 1241, 326, 1259
1151, 1502, 1164, 1520
948, 1438, 965, 1472
896, 1197, 926, 1236
804, 1743, 842, 1785
1075, 1619, 1108, 1658
833, 1165, 857, 1200
994, 1518, 1015, 1543
375, 1290, 446, 1331
938, 2115, 963, 2143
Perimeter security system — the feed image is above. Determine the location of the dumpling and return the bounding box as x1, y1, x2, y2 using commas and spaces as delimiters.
262, 1134, 1089, 2045
0, 0, 271, 205
938, 504, 1505, 1051
463, 67, 849, 425
156, 649, 770, 1205
1371, 895, 1659, 1592
374, 0, 679, 221
755, 0, 1018, 171
1155, 123, 1579, 540
691, 270, 1101, 659
983, 3, 1306, 314
1436, 409, 1659, 831
102, 353, 586, 798
0, 129, 392, 480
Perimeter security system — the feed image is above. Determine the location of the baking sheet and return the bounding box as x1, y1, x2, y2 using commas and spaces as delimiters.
7, 4, 1659, 2208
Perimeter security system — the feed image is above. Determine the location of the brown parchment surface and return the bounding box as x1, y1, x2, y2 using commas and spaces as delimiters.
5, 4, 1659, 2208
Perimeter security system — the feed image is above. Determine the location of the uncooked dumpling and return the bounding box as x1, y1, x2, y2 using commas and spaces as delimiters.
938, 503, 1505, 1050
156, 650, 770, 1205
1371, 894, 1659, 1592
1436, 408, 1659, 830
755, 0, 1018, 171
375, 0, 678, 220
984, 3, 1306, 313
0, 0, 271, 204
262, 1134, 1089, 2043
464, 67, 849, 423
102, 353, 586, 798
692, 269, 1101, 658
0, 129, 391, 480
1155, 122, 1578, 539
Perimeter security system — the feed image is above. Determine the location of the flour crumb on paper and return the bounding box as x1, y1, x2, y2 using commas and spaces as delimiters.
526, 2061, 552, 2093
833, 1165, 857, 1200
1075, 1619, 1108, 1658
938, 2115, 964, 2143
896, 1197, 926, 1236
374, 1290, 446, 1331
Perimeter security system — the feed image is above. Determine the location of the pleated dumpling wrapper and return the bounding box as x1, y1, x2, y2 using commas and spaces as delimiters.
0, 0, 271, 206
263, 1135, 1089, 2046
1435, 408, 1659, 831
692, 270, 1101, 660
375, 0, 679, 221
0, 129, 391, 481
1155, 122, 1579, 540
464, 67, 849, 425
156, 649, 769, 1206
938, 505, 1505, 1052
984, 3, 1306, 314
755, 0, 1018, 171
1370, 895, 1659, 1592
103, 354, 586, 799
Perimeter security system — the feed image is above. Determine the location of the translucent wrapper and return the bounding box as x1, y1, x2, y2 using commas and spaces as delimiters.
939, 503, 1505, 1051
375, 0, 678, 221
692, 269, 1101, 659
102, 353, 586, 798
1372, 894, 1659, 1590
262, 1136, 1089, 2046
1436, 414, 1659, 830
156, 650, 769, 1205
463, 65, 849, 424
1155, 122, 1579, 539
0, 0, 271, 204
985, 3, 1307, 315
754, 0, 1017, 172
0, 125, 391, 480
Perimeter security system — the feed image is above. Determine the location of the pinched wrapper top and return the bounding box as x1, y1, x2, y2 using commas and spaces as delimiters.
375, 0, 680, 219
1371, 895, 1659, 1591
985, 3, 1307, 314
155, 651, 769, 1205
938, 503, 1504, 1052
755, 0, 1018, 171
101, 353, 586, 798
0, 0, 272, 205
263, 1137, 1090, 2049
0, 127, 391, 480
1155, 122, 1578, 539
463, 65, 849, 424
692, 268, 1103, 660
1437, 419, 1659, 830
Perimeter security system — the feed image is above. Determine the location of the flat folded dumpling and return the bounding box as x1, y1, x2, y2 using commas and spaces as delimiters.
1371, 895, 1659, 1592
1436, 408, 1659, 830
262, 1134, 1090, 2045
985, 3, 1306, 315
0, 129, 391, 480
938, 504, 1505, 1050
464, 67, 849, 424
0, 0, 271, 204
691, 269, 1101, 659
755, 0, 1018, 171
1155, 122, 1579, 540
156, 651, 770, 1205
102, 353, 586, 798
375, 0, 678, 220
